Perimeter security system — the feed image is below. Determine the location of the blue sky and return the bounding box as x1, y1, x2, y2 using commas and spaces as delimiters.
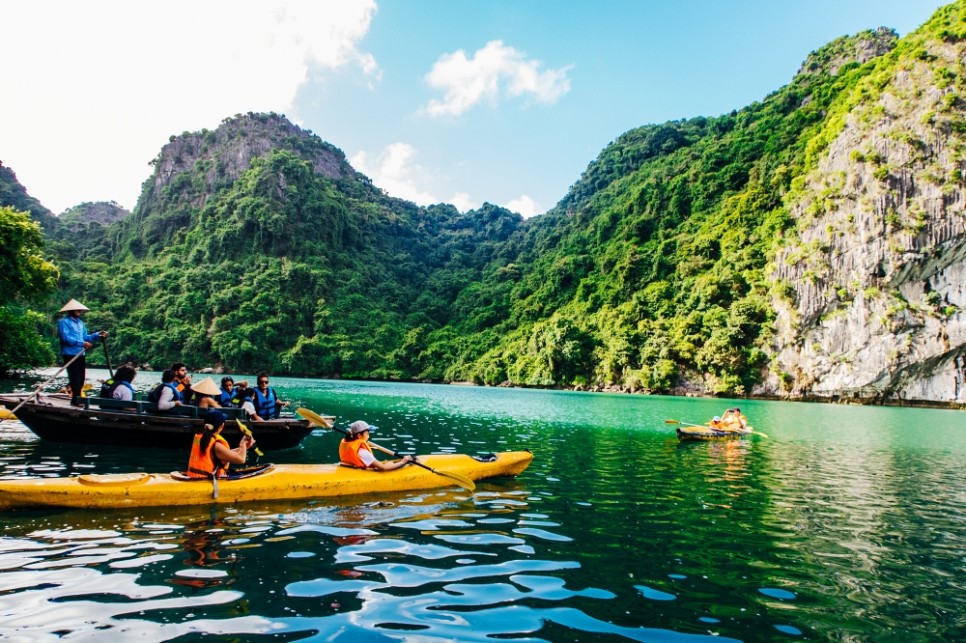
0, 1, 949, 217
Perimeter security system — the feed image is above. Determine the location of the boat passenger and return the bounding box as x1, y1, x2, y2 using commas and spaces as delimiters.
106, 364, 138, 410
150, 369, 184, 411
254, 373, 290, 419
218, 377, 235, 407
56, 299, 108, 406
171, 362, 194, 405
339, 421, 415, 472
235, 386, 264, 421
186, 410, 255, 479
192, 377, 223, 410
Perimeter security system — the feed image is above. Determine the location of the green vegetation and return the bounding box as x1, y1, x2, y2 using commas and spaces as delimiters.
0, 205, 59, 375
4, 3, 962, 395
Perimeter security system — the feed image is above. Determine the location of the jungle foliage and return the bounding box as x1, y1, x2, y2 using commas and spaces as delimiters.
4, 10, 953, 394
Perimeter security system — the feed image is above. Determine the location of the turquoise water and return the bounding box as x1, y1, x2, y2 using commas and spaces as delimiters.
1, 371, 966, 641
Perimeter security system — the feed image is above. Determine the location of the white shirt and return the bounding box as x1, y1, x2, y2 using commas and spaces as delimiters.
112, 384, 134, 401
241, 400, 257, 418
158, 385, 179, 411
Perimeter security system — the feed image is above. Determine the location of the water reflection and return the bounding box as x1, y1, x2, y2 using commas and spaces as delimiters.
4, 379, 966, 640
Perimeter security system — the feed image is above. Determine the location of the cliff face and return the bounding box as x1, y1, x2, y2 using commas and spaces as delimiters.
765, 5, 966, 403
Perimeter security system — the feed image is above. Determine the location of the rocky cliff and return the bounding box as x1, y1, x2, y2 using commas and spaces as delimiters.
765, 4, 966, 404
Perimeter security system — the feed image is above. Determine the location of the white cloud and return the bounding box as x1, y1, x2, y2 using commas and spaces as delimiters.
351, 143, 440, 206
423, 40, 571, 117
504, 194, 542, 218
0, 0, 377, 213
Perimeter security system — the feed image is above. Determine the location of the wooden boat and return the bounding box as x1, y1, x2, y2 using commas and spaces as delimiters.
676, 424, 753, 441
0, 392, 314, 451
0, 451, 533, 510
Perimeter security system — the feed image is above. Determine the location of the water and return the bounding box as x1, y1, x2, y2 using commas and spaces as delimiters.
1, 371, 966, 641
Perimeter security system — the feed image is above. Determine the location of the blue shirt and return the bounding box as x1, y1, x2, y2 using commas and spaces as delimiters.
57, 316, 100, 356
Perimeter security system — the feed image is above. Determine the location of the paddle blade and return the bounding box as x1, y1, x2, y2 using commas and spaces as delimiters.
422, 464, 475, 492
664, 419, 681, 424
296, 407, 335, 429
236, 419, 264, 457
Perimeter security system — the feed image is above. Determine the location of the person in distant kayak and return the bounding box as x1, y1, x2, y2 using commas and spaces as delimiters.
339, 420, 415, 471
720, 407, 748, 429
187, 409, 255, 479
57, 299, 108, 406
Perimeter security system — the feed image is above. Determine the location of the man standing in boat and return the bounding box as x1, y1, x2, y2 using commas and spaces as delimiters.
57, 299, 108, 406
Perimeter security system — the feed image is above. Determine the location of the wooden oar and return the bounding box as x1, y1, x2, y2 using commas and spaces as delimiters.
297, 407, 476, 492
102, 338, 114, 378
0, 351, 86, 426
665, 418, 768, 438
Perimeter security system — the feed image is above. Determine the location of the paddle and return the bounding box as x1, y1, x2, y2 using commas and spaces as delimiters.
236, 418, 264, 457
665, 418, 768, 438
0, 352, 86, 426
296, 407, 476, 492
102, 338, 114, 378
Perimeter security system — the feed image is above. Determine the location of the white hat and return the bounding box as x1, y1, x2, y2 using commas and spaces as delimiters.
59, 299, 90, 313
349, 420, 377, 435
191, 376, 221, 396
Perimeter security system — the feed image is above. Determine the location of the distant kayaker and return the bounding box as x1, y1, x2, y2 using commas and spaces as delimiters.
187, 409, 255, 479
721, 408, 748, 429
57, 299, 108, 406
339, 421, 415, 471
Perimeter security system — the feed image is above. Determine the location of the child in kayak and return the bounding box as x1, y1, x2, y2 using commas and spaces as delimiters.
339, 420, 415, 471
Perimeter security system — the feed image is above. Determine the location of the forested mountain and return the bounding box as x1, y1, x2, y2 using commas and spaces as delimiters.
4, 2, 966, 404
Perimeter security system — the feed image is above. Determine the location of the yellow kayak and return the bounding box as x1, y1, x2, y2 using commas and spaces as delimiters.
676, 425, 753, 441
0, 451, 532, 510
0, 405, 15, 420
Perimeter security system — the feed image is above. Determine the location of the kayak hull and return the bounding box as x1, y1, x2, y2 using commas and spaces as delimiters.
0, 451, 533, 510
676, 426, 752, 441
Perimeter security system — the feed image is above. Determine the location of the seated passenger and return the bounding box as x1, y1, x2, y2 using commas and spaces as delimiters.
149, 369, 184, 411
107, 364, 138, 410
186, 410, 255, 479
171, 362, 194, 405
234, 386, 263, 422
191, 377, 223, 410
254, 373, 290, 419
218, 377, 235, 407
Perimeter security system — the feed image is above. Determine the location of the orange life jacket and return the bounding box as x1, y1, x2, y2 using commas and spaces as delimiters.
187, 432, 229, 478
339, 437, 374, 468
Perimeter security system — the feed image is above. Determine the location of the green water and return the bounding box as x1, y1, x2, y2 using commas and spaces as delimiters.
1, 371, 965, 641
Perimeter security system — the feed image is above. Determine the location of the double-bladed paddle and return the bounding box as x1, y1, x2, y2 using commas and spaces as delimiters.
297, 407, 476, 491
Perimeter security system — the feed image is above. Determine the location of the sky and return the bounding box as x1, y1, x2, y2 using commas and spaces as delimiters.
0, 1, 951, 218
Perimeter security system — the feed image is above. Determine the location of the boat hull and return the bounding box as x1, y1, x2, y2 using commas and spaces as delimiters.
0, 451, 533, 510
0, 393, 314, 451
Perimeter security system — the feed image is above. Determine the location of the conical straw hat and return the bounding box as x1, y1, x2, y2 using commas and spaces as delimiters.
59, 299, 90, 313
191, 376, 221, 396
